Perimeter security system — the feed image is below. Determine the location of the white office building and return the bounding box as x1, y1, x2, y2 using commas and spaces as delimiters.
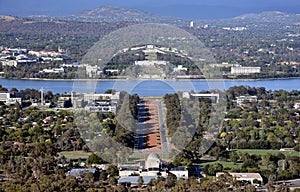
231, 67, 261, 75
0, 92, 22, 105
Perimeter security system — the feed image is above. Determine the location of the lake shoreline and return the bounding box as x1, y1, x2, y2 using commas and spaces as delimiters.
1, 77, 299, 94
1, 76, 300, 82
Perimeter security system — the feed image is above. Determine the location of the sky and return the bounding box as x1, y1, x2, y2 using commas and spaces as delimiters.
0, 0, 299, 19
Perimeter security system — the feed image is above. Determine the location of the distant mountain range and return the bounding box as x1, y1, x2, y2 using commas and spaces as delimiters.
29, 6, 188, 26
23, 6, 300, 26
233, 11, 300, 23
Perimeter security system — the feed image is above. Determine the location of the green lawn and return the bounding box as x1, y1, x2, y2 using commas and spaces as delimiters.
201, 161, 239, 168
236, 149, 299, 157
198, 160, 242, 169
197, 149, 299, 171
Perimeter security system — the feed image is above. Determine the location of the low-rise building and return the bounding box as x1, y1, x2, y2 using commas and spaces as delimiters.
84, 64, 102, 78
57, 96, 72, 108
294, 103, 300, 109
231, 172, 263, 185
173, 65, 188, 73
104, 69, 119, 76
70, 91, 120, 112
119, 164, 141, 177
119, 175, 163, 185
29, 50, 62, 57
2, 48, 27, 56
216, 172, 263, 185
119, 153, 188, 180
231, 67, 261, 75
210, 63, 241, 68
16, 58, 37, 65
82, 92, 120, 102
135, 60, 167, 66
1, 60, 17, 67
169, 166, 189, 180
0, 92, 22, 105
236, 95, 258, 105
40, 67, 64, 73
183, 92, 220, 103
85, 99, 117, 113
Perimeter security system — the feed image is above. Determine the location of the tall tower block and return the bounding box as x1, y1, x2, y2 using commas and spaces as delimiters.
190, 21, 194, 28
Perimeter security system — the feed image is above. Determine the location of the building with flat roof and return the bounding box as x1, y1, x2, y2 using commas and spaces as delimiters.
169, 166, 188, 180
135, 60, 167, 66
83, 93, 120, 102
236, 96, 258, 105
231, 67, 261, 75
216, 172, 263, 185
183, 92, 220, 103
85, 99, 117, 113
173, 65, 188, 73
0, 92, 22, 105
119, 175, 164, 185
119, 153, 188, 180
294, 103, 300, 109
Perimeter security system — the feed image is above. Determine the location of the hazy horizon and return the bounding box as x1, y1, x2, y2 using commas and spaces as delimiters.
0, 0, 299, 19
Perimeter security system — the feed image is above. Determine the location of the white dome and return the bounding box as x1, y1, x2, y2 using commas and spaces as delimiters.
145, 153, 161, 169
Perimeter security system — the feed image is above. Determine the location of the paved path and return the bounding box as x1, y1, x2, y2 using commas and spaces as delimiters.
134, 99, 167, 154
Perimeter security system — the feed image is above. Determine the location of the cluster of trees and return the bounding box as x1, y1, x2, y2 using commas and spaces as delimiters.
163, 94, 181, 137
205, 86, 300, 182
163, 86, 300, 182
0, 104, 83, 149
186, 19, 300, 79
204, 149, 300, 181
0, 85, 299, 190
103, 51, 145, 74
1, 64, 78, 79
0, 153, 122, 192
128, 94, 140, 120
222, 86, 300, 151
0, 19, 135, 60
0, 87, 145, 191
164, 93, 214, 163
2, 170, 283, 192
0, 104, 88, 188
156, 52, 202, 75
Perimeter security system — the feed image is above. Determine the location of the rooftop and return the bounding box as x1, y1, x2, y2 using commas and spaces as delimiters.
229, 172, 262, 180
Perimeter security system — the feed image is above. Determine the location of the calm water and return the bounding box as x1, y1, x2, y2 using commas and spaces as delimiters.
0, 78, 299, 96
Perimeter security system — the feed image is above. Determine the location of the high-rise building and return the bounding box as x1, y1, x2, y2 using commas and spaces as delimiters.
190, 21, 194, 28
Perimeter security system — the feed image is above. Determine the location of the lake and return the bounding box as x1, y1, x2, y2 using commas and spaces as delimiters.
0, 78, 299, 96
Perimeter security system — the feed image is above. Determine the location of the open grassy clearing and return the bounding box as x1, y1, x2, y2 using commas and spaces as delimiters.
236, 149, 299, 157
198, 160, 242, 169
200, 161, 242, 168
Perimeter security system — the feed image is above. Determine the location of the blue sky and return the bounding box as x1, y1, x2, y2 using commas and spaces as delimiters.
0, 0, 299, 19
